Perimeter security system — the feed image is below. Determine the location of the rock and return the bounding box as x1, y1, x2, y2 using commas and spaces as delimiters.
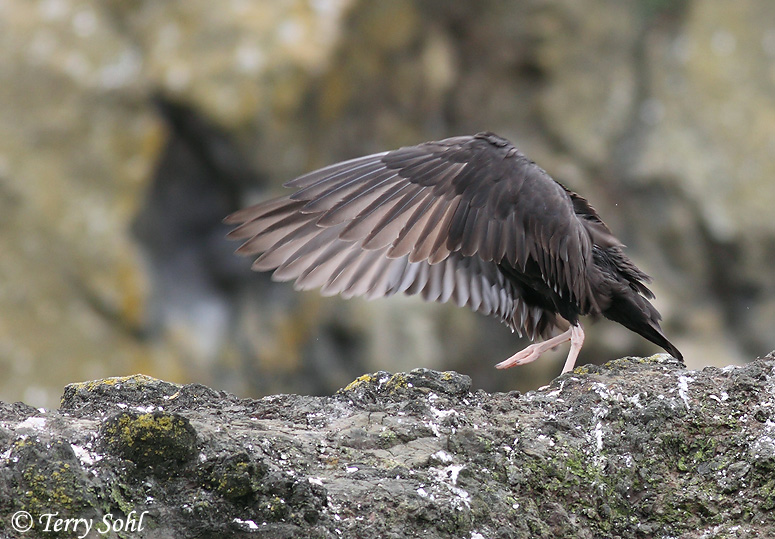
3, 356, 775, 538
99, 411, 198, 468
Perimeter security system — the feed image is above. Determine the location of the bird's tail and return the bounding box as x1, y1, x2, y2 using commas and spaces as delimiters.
630, 319, 683, 361
603, 294, 683, 361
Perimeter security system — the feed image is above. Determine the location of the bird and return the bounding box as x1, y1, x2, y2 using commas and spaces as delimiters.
224, 132, 682, 374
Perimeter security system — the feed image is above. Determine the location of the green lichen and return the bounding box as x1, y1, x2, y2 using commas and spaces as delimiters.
201, 453, 267, 500
13, 440, 94, 518
378, 429, 399, 448
100, 411, 197, 467
661, 433, 718, 472
511, 439, 659, 535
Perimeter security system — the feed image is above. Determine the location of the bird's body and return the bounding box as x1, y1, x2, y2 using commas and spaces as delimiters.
225, 132, 681, 373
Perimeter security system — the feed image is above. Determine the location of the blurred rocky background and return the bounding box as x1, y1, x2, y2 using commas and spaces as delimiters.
1, 0, 774, 408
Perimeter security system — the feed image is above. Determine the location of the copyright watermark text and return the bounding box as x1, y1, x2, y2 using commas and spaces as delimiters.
11, 510, 149, 537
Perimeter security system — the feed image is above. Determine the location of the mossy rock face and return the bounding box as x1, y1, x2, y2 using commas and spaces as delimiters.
100, 411, 198, 468
4, 357, 775, 537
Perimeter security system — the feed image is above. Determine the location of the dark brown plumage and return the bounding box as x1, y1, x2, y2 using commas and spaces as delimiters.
225, 132, 681, 373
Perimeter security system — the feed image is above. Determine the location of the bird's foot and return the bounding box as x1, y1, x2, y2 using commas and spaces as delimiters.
494, 343, 550, 369
495, 327, 574, 370
495, 324, 587, 373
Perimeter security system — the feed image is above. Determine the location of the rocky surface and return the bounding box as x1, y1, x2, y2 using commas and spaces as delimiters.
2, 354, 775, 538
3, 1, 775, 408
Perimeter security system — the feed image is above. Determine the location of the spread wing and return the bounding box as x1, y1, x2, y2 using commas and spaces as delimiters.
225, 132, 603, 339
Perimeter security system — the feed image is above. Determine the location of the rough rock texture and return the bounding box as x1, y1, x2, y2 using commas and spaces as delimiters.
3, 0, 775, 408
3, 354, 775, 538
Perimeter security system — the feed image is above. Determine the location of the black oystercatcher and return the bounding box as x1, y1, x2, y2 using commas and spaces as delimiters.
225, 132, 681, 374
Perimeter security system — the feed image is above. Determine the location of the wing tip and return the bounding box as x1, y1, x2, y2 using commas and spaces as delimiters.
223, 211, 245, 225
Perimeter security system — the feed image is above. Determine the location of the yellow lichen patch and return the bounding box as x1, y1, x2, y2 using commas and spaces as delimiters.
385, 373, 409, 391
342, 374, 377, 392
572, 365, 591, 375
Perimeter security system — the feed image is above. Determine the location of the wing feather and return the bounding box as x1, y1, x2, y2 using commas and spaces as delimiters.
294, 242, 356, 291
319, 248, 366, 296
387, 193, 438, 258
339, 181, 413, 242
226, 199, 306, 240
285, 153, 389, 189
236, 212, 313, 257
362, 186, 428, 249
313, 172, 400, 226
408, 196, 458, 263
298, 164, 390, 213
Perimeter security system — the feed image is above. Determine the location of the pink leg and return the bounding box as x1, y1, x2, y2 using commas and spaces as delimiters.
495, 324, 585, 373
560, 324, 585, 374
